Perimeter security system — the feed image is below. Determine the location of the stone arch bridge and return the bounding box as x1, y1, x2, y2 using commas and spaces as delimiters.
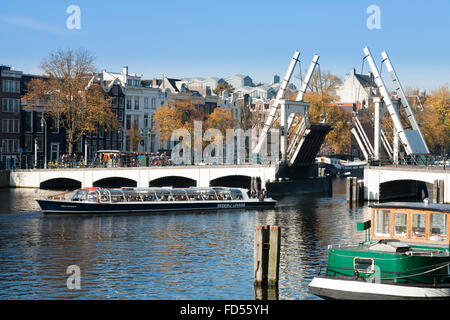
364, 166, 449, 203
10, 164, 278, 190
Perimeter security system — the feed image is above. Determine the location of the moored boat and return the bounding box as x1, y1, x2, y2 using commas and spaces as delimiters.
37, 186, 276, 214
308, 200, 450, 300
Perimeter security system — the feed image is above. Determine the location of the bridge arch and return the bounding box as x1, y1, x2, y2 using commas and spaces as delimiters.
93, 177, 137, 188
149, 176, 197, 188
40, 178, 82, 190
210, 175, 253, 189
379, 179, 430, 201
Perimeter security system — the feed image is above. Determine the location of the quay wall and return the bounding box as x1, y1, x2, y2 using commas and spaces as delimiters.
0, 170, 10, 188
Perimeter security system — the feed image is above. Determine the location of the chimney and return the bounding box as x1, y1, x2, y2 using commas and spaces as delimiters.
122, 66, 128, 75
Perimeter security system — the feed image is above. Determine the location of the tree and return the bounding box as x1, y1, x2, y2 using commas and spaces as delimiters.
300, 71, 350, 153
417, 86, 450, 154
129, 121, 142, 152
204, 107, 237, 136
152, 94, 206, 144
23, 48, 118, 154
213, 82, 234, 96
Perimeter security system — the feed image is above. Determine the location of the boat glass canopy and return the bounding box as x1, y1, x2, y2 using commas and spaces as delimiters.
66, 187, 247, 203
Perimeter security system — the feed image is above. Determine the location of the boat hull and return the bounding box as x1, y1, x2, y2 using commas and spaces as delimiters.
37, 199, 276, 214
309, 276, 450, 300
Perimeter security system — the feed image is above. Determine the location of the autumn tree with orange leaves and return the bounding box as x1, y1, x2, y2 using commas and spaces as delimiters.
417, 86, 450, 155
22, 48, 118, 154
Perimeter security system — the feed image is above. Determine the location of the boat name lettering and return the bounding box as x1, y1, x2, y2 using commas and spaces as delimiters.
217, 203, 245, 208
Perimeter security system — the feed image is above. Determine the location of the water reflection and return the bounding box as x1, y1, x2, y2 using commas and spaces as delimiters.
0, 179, 370, 299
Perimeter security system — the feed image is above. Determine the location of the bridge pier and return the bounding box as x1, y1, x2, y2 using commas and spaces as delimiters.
364, 166, 449, 203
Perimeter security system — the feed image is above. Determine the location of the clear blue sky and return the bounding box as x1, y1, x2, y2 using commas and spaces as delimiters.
0, 0, 448, 91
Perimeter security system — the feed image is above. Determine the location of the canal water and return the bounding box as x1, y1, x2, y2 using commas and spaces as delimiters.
0, 178, 370, 300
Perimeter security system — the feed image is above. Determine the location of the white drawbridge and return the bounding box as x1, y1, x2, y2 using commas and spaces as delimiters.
352, 47, 429, 163
253, 51, 322, 166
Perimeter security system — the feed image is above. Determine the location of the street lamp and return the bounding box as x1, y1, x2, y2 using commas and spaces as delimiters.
40, 117, 47, 169
117, 128, 123, 151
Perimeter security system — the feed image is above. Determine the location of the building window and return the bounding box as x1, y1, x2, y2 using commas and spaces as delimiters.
2, 80, 20, 93
126, 96, 132, 110
125, 115, 131, 130
2, 119, 20, 133
1, 139, 20, 153
134, 97, 139, 110
144, 97, 149, 109
49, 117, 59, 133
36, 113, 43, 132
24, 111, 33, 132
144, 114, 149, 128
133, 115, 139, 128
2, 99, 20, 112
24, 135, 33, 152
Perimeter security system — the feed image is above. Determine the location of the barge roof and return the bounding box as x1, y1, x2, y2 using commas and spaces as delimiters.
369, 201, 450, 213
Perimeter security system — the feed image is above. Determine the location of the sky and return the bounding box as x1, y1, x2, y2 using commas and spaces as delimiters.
0, 0, 449, 92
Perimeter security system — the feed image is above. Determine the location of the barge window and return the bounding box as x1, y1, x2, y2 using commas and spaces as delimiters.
394, 213, 408, 237
412, 214, 426, 239
354, 258, 374, 273
429, 213, 447, 241
374, 209, 390, 237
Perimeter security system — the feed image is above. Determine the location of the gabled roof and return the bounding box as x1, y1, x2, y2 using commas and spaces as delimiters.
355, 73, 376, 88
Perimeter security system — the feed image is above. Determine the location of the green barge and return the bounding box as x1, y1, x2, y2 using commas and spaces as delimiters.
309, 201, 450, 299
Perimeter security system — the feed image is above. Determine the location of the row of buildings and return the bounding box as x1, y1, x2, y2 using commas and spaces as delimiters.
1, 61, 423, 168
0, 64, 279, 168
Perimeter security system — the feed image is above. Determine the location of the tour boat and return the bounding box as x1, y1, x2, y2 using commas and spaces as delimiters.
308, 200, 450, 299
37, 186, 276, 214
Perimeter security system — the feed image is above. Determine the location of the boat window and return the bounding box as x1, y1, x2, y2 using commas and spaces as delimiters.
171, 189, 189, 201
393, 212, 408, 237
71, 189, 88, 201
374, 209, 390, 237
429, 213, 447, 241
412, 214, 426, 239
136, 189, 158, 202
87, 191, 99, 203
186, 189, 204, 201
196, 188, 218, 201
154, 189, 172, 201
121, 188, 142, 202
230, 189, 243, 200
214, 189, 232, 201
98, 189, 111, 203
110, 189, 125, 203
354, 258, 374, 273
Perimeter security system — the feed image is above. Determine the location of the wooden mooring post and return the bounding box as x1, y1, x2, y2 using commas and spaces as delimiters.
346, 177, 364, 203
254, 225, 281, 299
433, 180, 445, 204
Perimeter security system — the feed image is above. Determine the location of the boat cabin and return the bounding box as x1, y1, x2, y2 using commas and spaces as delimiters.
65, 187, 247, 203
369, 202, 450, 246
